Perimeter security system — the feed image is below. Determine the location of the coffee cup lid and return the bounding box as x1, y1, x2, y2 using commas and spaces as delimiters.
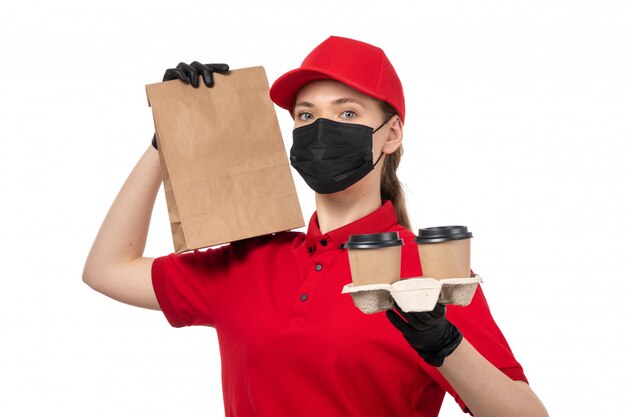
414, 226, 473, 243
344, 232, 404, 249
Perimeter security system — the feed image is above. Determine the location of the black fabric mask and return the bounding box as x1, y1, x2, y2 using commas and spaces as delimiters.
290, 118, 389, 194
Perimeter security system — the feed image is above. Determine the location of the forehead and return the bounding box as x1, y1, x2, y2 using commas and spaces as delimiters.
295, 79, 377, 105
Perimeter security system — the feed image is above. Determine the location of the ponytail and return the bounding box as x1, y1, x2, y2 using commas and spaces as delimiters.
379, 101, 412, 231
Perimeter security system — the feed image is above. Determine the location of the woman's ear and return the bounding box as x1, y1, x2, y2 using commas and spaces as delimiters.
382, 115, 403, 154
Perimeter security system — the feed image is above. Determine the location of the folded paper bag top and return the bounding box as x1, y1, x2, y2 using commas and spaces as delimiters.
345, 232, 404, 286
146, 66, 304, 253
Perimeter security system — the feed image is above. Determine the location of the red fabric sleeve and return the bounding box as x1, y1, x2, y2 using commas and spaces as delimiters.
151, 244, 231, 328
420, 283, 528, 414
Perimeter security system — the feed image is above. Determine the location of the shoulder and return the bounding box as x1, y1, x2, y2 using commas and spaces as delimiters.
175, 231, 305, 271
228, 230, 306, 255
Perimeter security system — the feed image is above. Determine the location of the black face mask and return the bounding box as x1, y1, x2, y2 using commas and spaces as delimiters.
290, 118, 389, 194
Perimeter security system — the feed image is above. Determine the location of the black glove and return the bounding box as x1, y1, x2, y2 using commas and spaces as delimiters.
386, 303, 463, 367
163, 61, 230, 88
151, 62, 230, 149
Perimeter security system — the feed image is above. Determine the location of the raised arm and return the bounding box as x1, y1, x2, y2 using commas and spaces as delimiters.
82, 62, 230, 310
82, 145, 162, 310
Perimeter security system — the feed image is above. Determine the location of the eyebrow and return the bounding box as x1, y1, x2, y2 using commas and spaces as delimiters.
331, 97, 366, 108
293, 97, 366, 109
294, 101, 315, 108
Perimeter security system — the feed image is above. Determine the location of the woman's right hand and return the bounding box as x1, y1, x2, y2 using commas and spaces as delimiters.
162, 62, 230, 88
152, 62, 230, 149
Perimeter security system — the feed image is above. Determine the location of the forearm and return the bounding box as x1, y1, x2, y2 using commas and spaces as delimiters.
83, 146, 162, 277
438, 339, 548, 417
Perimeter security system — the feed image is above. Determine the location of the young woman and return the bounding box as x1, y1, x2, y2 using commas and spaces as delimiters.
83, 36, 548, 417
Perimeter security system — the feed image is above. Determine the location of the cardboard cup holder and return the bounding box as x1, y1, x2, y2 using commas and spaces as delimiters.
342, 274, 482, 314
346, 289, 396, 315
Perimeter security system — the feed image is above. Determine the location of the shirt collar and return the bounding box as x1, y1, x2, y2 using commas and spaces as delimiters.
305, 200, 398, 252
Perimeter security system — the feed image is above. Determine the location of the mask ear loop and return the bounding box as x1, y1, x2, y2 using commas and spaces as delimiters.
373, 150, 385, 167
372, 114, 395, 167
372, 115, 393, 134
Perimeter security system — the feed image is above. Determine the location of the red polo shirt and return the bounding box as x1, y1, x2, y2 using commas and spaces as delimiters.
152, 200, 527, 416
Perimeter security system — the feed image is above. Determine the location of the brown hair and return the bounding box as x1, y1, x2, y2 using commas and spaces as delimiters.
379, 101, 412, 231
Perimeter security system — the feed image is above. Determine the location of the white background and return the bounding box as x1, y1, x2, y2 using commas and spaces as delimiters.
1, 1, 624, 415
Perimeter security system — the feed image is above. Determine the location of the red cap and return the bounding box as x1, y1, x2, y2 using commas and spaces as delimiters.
270, 36, 405, 123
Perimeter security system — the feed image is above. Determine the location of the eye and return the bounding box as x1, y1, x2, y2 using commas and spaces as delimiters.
341, 111, 357, 119
297, 112, 314, 121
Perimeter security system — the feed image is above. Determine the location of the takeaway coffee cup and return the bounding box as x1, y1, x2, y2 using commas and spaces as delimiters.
415, 226, 473, 280
345, 232, 404, 286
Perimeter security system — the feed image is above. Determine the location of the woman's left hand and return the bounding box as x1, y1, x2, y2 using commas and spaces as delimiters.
386, 303, 463, 367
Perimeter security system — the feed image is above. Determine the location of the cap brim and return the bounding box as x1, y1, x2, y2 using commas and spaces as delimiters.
269, 66, 386, 115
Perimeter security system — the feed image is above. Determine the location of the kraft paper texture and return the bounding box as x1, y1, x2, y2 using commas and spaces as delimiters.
146, 66, 304, 253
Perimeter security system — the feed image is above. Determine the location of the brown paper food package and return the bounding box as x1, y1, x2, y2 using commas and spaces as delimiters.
417, 239, 471, 279
347, 246, 402, 286
146, 66, 304, 253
